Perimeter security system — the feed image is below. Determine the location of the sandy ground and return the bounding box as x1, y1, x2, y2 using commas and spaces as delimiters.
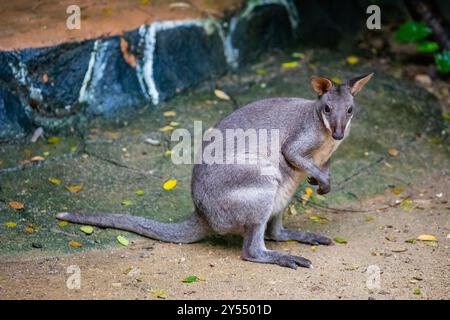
0, 0, 242, 50
1, 173, 448, 300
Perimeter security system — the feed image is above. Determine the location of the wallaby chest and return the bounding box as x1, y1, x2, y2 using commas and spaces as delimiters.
311, 135, 342, 166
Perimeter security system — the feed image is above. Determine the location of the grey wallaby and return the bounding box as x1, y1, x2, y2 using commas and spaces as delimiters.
57, 73, 373, 269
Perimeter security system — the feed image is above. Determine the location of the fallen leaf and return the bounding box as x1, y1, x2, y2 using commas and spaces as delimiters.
24, 225, 35, 233
0, 159, 3, 166
169, 121, 179, 127
159, 125, 174, 133
311, 245, 317, 251
214, 89, 231, 101
42, 74, 49, 83
149, 289, 167, 299
256, 68, 267, 76
391, 187, 404, 195
121, 199, 133, 206
182, 275, 199, 283
365, 216, 374, 222
104, 131, 121, 140
117, 235, 129, 246
141, 0, 151, 5
49, 178, 61, 185
288, 204, 297, 215
31, 127, 44, 143
163, 111, 176, 117
388, 148, 399, 157
417, 234, 437, 242
309, 215, 329, 224
442, 113, 450, 121
69, 240, 82, 248
47, 136, 61, 144
65, 185, 82, 193
30, 156, 45, 162
405, 238, 417, 244
43, 151, 50, 157
80, 226, 94, 235
58, 220, 69, 227
101, 6, 113, 15
401, 198, 412, 209
120, 38, 137, 68
333, 237, 347, 244
4, 221, 17, 228
163, 179, 177, 190
413, 288, 421, 295
135, 189, 145, 196
145, 138, 160, 145
391, 247, 407, 252
292, 52, 305, 59
281, 61, 299, 69
164, 150, 172, 157
346, 56, 359, 65
9, 200, 24, 210
331, 77, 342, 84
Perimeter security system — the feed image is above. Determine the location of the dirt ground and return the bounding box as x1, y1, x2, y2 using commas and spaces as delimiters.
1, 171, 449, 300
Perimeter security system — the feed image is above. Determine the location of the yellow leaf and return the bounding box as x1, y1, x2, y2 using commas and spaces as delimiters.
346, 56, 359, 65
101, 7, 113, 15
331, 77, 342, 84
149, 289, 167, 299
80, 226, 94, 235
305, 187, 313, 197
49, 178, 61, 185
163, 111, 176, 117
117, 235, 129, 246
159, 125, 174, 133
309, 215, 329, 224
141, 0, 151, 5
30, 156, 45, 162
388, 148, 399, 157
121, 199, 133, 206
47, 136, 61, 144
9, 200, 24, 210
281, 61, 299, 69
256, 68, 267, 75
311, 245, 317, 251
417, 234, 438, 242
365, 215, 374, 222
4, 221, 17, 228
65, 185, 82, 193
391, 187, 404, 195
164, 150, 172, 157
58, 221, 69, 227
69, 240, 82, 248
135, 189, 145, 196
163, 179, 177, 190
169, 121, 179, 127
214, 89, 231, 101
43, 151, 50, 157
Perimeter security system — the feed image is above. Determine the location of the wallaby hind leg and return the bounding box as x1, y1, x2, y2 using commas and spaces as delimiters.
242, 223, 312, 269
266, 213, 332, 245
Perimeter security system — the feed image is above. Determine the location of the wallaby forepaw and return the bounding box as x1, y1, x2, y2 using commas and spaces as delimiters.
277, 254, 312, 269
317, 185, 330, 195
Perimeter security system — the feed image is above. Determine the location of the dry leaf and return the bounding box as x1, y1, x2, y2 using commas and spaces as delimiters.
30, 156, 45, 162
163, 111, 176, 117
120, 38, 137, 68
69, 240, 82, 248
391, 187, 404, 195
9, 200, 24, 210
149, 289, 167, 299
31, 127, 44, 142
24, 225, 35, 233
159, 125, 174, 133
417, 234, 438, 242
163, 179, 177, 190
214, 89, 231, 101
388, 148, 399, 157
65, 185, 82, 193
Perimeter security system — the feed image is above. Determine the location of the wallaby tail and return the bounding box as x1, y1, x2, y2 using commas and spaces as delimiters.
56, 211, 210, 243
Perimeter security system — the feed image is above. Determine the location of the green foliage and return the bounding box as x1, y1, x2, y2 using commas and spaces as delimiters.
395, 21, 432, 42
416, 41, 439, 53
434, 50, 450, 73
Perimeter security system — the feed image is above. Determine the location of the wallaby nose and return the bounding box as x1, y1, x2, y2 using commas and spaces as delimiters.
332, 131, 344, 140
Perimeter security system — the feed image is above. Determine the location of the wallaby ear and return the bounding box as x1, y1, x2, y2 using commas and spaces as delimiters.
348, 73, 373, 95
310, 76, 333, 96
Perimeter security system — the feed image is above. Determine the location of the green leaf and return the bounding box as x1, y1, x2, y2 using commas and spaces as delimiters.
182, 275, 199, 283
47, 136, 61, 144
413, 287, 421, 295
333, 237, 348, 244
135, 189, 145, 196
80, 226, 94, 235
435, 50, 450, 73
416, 41, 439, 53
442, 113, 450, 121
395, 21, 432, 42
117, 235, 129, 246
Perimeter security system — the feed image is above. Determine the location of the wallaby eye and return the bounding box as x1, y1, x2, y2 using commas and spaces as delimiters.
324, 105, 331, 113
347, 106, 353, 114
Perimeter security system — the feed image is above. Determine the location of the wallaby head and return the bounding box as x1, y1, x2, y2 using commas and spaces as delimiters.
311, 73, 373, 140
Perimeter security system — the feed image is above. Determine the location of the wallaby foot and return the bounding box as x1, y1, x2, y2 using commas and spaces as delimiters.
242, 224, 312, 269
267, 229, 332, 245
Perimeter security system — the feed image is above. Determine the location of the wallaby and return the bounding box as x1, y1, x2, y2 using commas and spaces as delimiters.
57, 73, 373, 269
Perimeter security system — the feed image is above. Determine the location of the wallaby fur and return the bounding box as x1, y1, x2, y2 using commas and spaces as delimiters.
57, 73, 373, 269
